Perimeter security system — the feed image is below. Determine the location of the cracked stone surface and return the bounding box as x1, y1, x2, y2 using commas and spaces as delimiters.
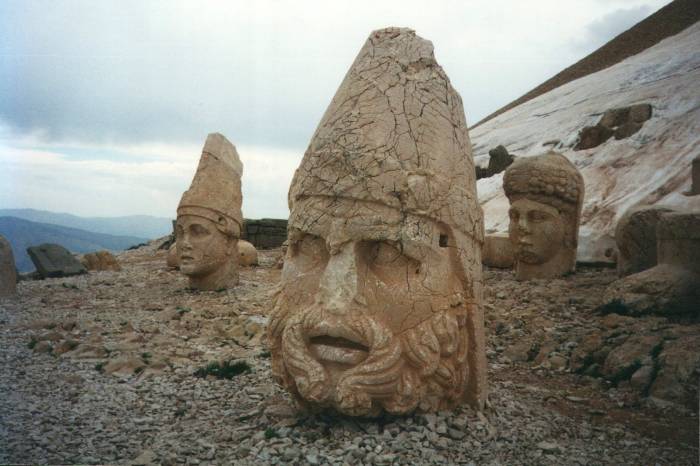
176, 133, 244, 291
504, 151, 585, 280
268, 27, 486, 417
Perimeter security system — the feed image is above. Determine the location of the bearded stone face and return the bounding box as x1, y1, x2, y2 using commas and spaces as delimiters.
268, 198, 473, 417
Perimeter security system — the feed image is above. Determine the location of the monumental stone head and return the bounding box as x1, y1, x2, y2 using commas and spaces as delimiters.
503, 151, 584, 280
176, 133, 243, 290
268, 28, 487, 417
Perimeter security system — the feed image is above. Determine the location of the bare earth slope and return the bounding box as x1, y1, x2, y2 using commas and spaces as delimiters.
0, 242, 696, 464
472, 0, 700, 128
472, 22, 700, 263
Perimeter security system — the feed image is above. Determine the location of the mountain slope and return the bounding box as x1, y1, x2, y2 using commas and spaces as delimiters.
0, 208, 172, 239
472, 22, 700, 263
0, 216, 148, 272
473, 0, 700, 128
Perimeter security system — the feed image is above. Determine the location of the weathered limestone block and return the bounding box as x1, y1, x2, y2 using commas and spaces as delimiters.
81, 250, 121, 271
503, 152, 585, 280
268, 28, 487, 417
238, 240, 258, 266
482, 233, 514, 269
600, 210, 700, 316
0, 235, 17, 297
615, 205, 675, 277
27, 243, 87, 278
176, 133, 243, 291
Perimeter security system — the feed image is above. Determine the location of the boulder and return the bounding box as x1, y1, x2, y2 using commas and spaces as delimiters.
81, 250, 121, 271
26, 243, 86, 278
237, 240, 258, 266
615, 205, 674, 277
0, 234, 17, 297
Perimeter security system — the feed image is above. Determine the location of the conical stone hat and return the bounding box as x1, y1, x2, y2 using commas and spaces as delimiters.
289, 27, 483, 242
177, 133, 244, 233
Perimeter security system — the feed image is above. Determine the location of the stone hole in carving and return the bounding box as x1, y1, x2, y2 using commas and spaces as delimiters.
439, 234, 448, 247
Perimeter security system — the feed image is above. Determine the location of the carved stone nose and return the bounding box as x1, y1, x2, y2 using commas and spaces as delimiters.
317, 243, 360, 316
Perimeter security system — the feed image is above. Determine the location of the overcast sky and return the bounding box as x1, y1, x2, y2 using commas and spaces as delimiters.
0, 0, 671, 219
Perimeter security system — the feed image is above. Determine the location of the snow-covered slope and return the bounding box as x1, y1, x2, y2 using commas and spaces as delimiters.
471, 22, 700, 263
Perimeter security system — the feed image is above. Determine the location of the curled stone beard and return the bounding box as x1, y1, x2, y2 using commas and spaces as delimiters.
271, 300, 469, 417
280, 307, 404, 417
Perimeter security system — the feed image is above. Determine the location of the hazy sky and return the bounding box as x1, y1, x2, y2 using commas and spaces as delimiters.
0, 0, 671, 219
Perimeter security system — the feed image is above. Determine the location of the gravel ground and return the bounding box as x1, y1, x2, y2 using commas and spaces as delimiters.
0, 242, 697, 465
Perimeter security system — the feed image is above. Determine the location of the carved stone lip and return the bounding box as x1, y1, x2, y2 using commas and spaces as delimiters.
307, 320, 370, 365
309, 336, 369, 365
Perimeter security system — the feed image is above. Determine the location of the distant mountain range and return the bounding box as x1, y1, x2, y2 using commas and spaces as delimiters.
0, 208, 173, 239
0, 216, 151, 272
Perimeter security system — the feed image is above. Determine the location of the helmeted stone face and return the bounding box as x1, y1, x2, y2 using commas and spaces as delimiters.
504, 151, 584, 280
268, 28, 486, 417
176, 133, 243, 291
0, 235, 17, 297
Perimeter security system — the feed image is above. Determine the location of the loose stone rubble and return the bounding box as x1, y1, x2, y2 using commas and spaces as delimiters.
0, 241, 696, 465
504, 152, 585, 280
176, 133, 244, 291
0, 234, 17, 297
268, 27, 486, 417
